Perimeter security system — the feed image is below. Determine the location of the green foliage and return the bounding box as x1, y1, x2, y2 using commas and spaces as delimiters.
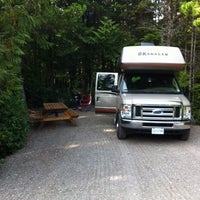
89, 16, 133, 68
0, 94, 29, 158
191, 69, 200, 124
22, 2, 88, 107
178, 71, 190, 88
136, 27, 161, 45
192, 84, 200, 124
181, 1, 200, 30
0, 61, 29, 158
177, 71, 190, 99
0, 0, 35, 158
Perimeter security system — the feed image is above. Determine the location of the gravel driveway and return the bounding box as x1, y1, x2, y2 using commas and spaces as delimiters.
0, 111, 200, 200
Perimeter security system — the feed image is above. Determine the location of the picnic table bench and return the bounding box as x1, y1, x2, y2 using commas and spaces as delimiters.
29, 102, 79, 126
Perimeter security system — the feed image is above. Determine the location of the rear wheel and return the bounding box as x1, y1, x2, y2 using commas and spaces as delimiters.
179, 130, 190, 141
116, 117, 127, 139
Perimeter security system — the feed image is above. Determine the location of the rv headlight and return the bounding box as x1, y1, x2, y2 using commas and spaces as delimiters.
121, 104, 132, 119
183, 106, 191, 120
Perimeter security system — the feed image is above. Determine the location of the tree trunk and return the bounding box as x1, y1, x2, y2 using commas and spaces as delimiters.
166, 0, 173, 46
189, 24, 196, 101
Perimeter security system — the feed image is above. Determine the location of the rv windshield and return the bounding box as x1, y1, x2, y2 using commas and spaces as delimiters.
121, 72, 181, 94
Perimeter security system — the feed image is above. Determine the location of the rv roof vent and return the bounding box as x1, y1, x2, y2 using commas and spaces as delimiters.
141, 42, 155, 46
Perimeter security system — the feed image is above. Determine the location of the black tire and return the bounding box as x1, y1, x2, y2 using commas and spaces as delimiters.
179, 130, 190, 141
116, 117, 127, 139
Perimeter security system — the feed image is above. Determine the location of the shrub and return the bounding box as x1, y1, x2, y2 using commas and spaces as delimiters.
0, 96, 29, 158
191, 83, 200, 124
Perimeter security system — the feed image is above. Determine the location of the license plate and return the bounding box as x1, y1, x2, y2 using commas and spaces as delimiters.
151, 127, 164, 135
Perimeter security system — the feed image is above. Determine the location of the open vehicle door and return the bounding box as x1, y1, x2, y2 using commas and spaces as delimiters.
95, 72, 118, 113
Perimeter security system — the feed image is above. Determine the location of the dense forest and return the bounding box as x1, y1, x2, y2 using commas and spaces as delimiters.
1, 0, 200, 157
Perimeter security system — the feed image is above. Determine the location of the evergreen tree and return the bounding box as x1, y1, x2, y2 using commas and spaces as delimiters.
0, 0, 35, 157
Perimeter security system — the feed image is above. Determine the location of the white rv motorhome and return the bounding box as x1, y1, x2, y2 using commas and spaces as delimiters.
95, 46, 191, 140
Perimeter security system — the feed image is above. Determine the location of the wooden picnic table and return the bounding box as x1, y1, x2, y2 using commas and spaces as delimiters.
29, 102, 79, 126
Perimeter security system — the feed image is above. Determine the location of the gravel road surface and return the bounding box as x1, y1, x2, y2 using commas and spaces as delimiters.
0, 111, 200, 200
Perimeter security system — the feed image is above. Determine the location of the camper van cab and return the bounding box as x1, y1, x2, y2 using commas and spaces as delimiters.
95, 46, 191, 140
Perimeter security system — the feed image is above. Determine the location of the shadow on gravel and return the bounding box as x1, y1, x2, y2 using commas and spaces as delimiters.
128, 134, 180, 142
123, 129, 187, 145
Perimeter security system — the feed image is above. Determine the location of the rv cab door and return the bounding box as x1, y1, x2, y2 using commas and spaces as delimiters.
95, 72, 118, 113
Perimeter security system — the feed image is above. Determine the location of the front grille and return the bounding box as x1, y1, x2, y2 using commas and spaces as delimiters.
134, 105, 181, 120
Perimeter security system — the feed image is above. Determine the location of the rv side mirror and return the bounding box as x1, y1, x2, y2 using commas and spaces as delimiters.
112, 85, 119, 93
181, 86, 189, 96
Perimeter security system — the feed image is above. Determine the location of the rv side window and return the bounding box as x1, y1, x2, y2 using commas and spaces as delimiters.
97, 74, 116, 91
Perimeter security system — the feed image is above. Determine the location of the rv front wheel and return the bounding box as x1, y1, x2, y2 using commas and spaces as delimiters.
116, 118, 127, 139
179, 130, 190, 141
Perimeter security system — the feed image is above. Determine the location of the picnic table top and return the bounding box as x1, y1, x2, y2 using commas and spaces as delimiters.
43, 102, 68, 112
